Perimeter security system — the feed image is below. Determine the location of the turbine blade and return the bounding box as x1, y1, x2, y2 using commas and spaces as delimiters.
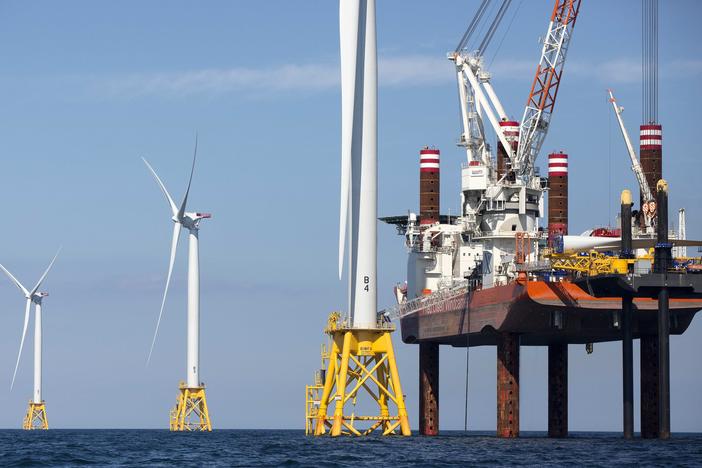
338, 0, 361, 279
178, 133, 198, 220
11, 298, 32, 390
142, 157, 178, 217
30, 247, 61, 296
147, 222, 181, 364
0, 263, 29, 297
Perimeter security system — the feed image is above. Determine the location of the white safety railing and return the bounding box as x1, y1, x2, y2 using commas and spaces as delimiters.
380, 281, 470, 321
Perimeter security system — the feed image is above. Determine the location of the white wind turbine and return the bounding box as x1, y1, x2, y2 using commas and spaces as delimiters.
143, 137, 211, 390
0, 249, 60, 404
338, 0, 378, 328
311, 1, 410, 437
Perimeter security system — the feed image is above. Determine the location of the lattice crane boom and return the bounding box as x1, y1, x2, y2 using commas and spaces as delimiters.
515, 0, 582, 179
607, 90, 654, 204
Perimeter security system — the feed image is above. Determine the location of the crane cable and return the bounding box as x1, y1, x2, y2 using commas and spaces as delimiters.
455, 0, 492, 53
608, 92, 613, 226
488, 0, 524, 69
455, 0, 513, 56
642, 0, 659, 123
478, 0, 513, 56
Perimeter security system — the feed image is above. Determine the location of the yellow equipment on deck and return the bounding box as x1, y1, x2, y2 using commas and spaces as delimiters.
548, 251, 632, 276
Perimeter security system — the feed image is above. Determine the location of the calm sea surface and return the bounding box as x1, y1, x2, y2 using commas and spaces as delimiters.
1, 430, 700, 466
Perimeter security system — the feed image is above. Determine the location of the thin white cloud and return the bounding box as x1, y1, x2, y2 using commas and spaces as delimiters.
90, 54, 455, 98
97, 63, 339, 97
87, 55, 702, 98
566, 58, 640, 84
379, 54, 453, 86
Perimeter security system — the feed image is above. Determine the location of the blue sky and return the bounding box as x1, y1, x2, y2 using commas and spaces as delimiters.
0, 0, 700, 431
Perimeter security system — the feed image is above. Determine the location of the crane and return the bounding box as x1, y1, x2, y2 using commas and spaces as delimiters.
607, 89, 656, 230
449, 0, 515, 168
451, 52, 514, 167
514, 0, 582, 180
450, 0, 582, 184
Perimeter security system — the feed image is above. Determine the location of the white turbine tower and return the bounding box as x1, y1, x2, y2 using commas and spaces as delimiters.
338, 0, 377, 329
142, 136, 212, 431
0, 249, 60, 430
311, 0, 410, 437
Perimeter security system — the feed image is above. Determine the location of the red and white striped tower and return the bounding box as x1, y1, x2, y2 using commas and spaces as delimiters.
639, 124, 662, 210
419, 147, 440, 225
548, 152, 568, 242
547, 151, 570, 438
418, 146, 441, 435
639, 124, 663, 439
497, 121, 519, 180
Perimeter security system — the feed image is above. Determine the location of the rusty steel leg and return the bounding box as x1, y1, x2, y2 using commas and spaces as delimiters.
548, 343, 568, 438
658, 288, 671, 440
640, 334, 660, 438
419, 342, 439, 436
622, 295, 634, 440
497, 333, 519, 438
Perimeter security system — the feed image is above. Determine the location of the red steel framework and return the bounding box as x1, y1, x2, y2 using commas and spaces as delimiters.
517, 0, 582, 177
525, 1, 581, 114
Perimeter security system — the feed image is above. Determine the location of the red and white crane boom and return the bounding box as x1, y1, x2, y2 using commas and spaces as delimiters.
515, 0, 582, 179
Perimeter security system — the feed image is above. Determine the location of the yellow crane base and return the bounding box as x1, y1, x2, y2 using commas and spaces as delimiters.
23, 401, 48, 430
169, 382, 212, 431
313, 321, 411, 437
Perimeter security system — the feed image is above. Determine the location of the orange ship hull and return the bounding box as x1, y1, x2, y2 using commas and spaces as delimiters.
400, 280, 702, 346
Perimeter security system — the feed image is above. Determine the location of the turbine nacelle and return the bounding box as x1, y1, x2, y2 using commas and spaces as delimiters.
31, 291, 49, 303
173, 212, 212, 230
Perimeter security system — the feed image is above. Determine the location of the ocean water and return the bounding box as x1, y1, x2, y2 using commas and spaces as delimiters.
1, 430, 701, 466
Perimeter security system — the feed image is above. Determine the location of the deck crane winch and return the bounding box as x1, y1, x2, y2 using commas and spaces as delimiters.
607, 89, 657, 231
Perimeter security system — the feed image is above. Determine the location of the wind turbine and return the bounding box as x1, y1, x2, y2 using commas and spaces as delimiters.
0, 248, 60, 430
142, 136, 213, 431
311, 0, 411, 437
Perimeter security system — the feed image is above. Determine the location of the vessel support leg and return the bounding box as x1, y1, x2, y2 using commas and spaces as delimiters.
641, 334, 660, 438
548, 343, 568, 438
419, 342, 440, 436
658, 288, 671, 440
497, 332, 519, 438
622, 295, 634, 439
